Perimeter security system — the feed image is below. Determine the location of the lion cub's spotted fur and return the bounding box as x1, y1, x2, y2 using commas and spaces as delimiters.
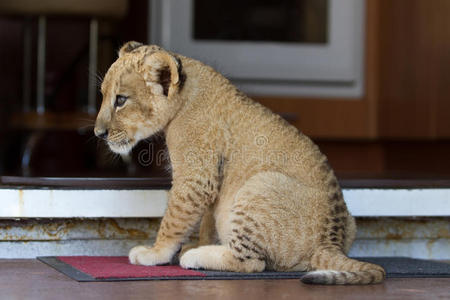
95, 42, 385, 285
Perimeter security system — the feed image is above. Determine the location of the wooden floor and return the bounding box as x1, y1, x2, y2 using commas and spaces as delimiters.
2, 260, 449, 300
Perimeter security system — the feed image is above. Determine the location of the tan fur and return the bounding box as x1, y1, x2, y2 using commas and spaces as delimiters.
95, 41, 385, 285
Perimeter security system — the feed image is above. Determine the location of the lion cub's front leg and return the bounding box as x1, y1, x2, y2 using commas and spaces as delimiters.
129, 150, 221, 266
179, 206, 217, 257
129, 186, 208, 265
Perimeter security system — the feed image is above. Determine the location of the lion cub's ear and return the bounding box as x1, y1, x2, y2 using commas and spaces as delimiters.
118, 41, 144, 57
141, 51, 184, 97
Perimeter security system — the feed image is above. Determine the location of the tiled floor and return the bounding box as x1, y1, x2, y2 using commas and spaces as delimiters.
2, 259, 449, 300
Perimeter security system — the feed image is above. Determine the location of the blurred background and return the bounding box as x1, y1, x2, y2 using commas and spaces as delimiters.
0, 0, 450, 180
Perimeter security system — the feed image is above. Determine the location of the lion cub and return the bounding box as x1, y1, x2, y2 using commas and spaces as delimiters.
94, 41, 385, 285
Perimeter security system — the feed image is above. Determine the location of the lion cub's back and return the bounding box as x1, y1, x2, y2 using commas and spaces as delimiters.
219, 96, 328, 189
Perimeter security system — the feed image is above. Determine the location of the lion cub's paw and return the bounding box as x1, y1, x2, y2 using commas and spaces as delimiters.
179, 248, 204, 269
128, 245, 171, 266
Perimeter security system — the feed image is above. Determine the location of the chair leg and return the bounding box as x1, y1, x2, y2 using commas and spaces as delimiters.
36, 16, 46, 114
22, 17, 32, 112
88, 18, 98, 115
21, 131, 45, 177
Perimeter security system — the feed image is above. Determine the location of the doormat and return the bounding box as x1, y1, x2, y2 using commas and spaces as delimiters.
37, 256, 450, 282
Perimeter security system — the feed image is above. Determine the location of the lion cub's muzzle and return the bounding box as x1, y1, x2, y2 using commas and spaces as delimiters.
94, 127, 108, 140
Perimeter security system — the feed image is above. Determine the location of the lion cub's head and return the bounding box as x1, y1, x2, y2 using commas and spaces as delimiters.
94, 41, 185, 154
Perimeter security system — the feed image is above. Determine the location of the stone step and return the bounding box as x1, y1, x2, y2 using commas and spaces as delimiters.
0, 177, 448, 259
0, 217, 448, 259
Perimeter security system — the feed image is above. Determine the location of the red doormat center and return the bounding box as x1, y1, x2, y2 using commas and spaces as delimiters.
57, 256, 206, 279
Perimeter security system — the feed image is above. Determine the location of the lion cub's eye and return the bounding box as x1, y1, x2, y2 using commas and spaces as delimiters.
115, 95, 128, 108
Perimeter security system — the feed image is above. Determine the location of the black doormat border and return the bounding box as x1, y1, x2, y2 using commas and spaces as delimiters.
37, 256, 450, 282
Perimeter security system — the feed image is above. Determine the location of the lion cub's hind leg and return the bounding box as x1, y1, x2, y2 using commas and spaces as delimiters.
180, 245, 265, 273
179, 203, 266, 272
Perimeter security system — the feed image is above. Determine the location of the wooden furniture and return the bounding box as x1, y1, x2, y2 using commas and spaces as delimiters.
255, 0, 450, 176
0, 0, 127, 175
257, 0, 450, 140
0, 0, 127, 114
377, 0, 450, 139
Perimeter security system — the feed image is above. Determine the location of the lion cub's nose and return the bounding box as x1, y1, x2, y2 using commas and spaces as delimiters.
94, 127, 108, 140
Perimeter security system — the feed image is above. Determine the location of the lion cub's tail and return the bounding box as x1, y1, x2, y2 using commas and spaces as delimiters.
301, 246, 385, 285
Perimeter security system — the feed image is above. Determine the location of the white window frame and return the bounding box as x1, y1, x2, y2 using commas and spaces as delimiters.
149, 0, 366, 98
